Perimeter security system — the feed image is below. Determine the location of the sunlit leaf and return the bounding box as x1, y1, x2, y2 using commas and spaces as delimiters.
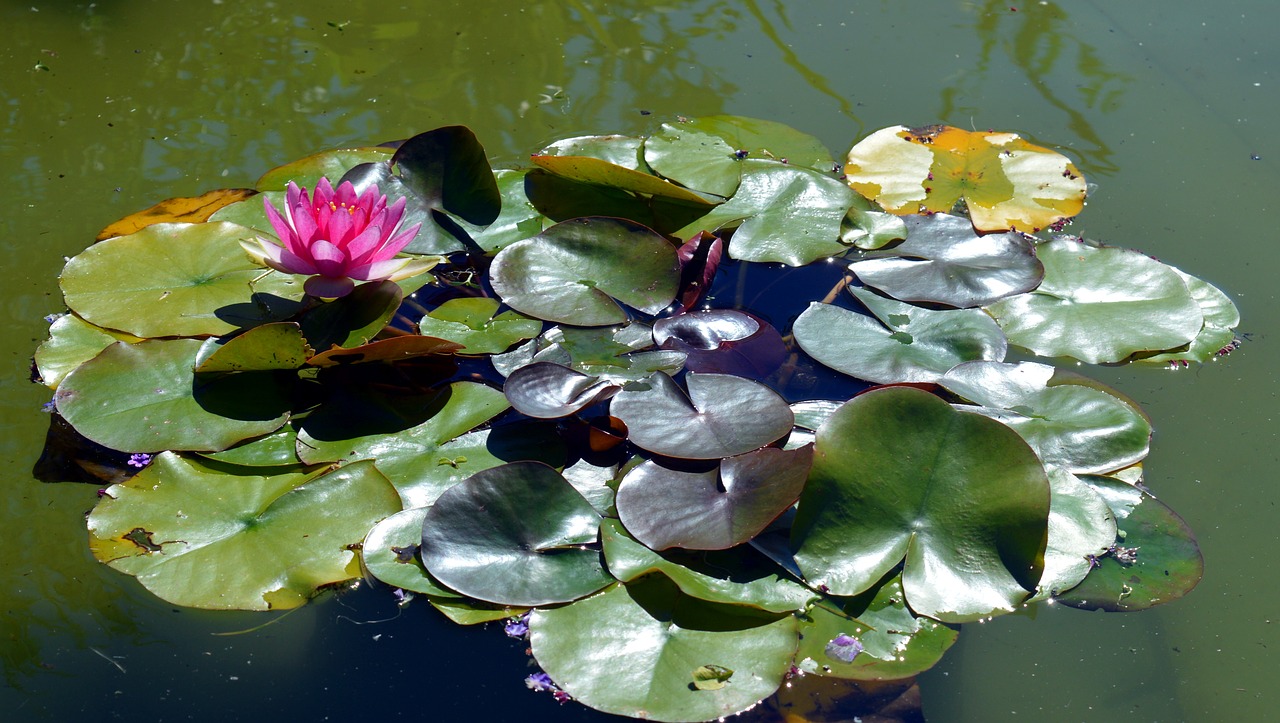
194, 322, 312, 373
941, 360, 1151, 474
56, 339, 292, 452
1026, 468, 1117, 601
652, 310, 787, 378
1133, 267, 1241, 365
792, 386, 1048, 622
87, 454, 400, 610
490, 217, 680, 326
503, 362, 621, 419
675, 160, 855, 266
60, 222, 306, 338
850, 212, 1043, 307
678, 115, 835, 170
615, 446, 812, 550
1054, 475, 1203, 611
362, 506, 463, 597
34, 314, 142, 389
793, 288, 1007, 384
610, 372, 794, 459
420, 462, 613, 606
416, 297, 542, 355
531, 135, 714, 205
531, 578, 798, 722
986, 237, 1203, 363
644, 123, 743, 198
844, 125, 1087, 232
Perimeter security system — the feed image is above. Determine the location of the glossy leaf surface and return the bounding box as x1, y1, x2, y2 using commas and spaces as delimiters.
986, 237, 1204, 363
420, 462, 613, 606
616, 446, 812, 550
531, 578, 798, 722
850, 212, 1043, 307
792, 386, 1049, 622
60, 222, 305, 338
88, 455, 399, 610
490, 217, 680, 326
610, 372, 793, 459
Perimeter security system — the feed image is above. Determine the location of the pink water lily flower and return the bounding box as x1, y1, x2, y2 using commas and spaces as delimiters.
240, 178, 441, 298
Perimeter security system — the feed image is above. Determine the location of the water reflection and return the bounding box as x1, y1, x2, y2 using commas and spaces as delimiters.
942, 0, 1128, 175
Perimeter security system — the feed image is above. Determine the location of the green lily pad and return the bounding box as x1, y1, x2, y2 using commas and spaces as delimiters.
792, 386, 1049, 622
255, 147, 394, 191
362, 506, 462, 597
941, 361, 1151, 474
416, 297, 542, 355
1054, 475, 1203, 611
55, 338, 292, 452
198, 426, 303, 468
643, 123, 743, 198
850, 212, 1043, 307
609, 372, 794, 459
986, 237, 1204, 364
795, 574, 958, 680
615, 446, 812, 550
794, 288, 1007, 384
490, 217, 680, 326
60, 222, 306, 338
1027, 468, 1117, 601
34, 314, 141, 389
841, 194, 908, 251
844, 125, 1087, 233
675, 160, 856, 266
206, 190, 282, 235
600, 519, 816, 613
298, 279, 404, 352
530, 577, 799, 722
531, 135, 713, 205
296, 381, 513, 507
1134, 267, 1241, 365
420, 462, 613, 606
678, 115, 835, 170
466, 168, 549, 253
87, 454, 400, 610
194, 322, 312, 373
493, 322, 686, 384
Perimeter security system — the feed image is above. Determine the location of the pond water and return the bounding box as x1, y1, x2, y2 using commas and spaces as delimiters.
3, 0, 1277, 720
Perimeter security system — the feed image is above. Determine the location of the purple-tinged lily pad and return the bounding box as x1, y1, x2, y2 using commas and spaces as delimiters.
610, 372, 794, 459
504, 362, 622, 419
653, 309, 786, 378
616, 445, 813, 550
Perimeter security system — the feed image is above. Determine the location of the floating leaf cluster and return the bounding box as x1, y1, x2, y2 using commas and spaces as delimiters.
33, 117, 1238, 722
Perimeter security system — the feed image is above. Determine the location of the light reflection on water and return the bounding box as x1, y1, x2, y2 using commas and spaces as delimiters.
3, 0, 1277, 720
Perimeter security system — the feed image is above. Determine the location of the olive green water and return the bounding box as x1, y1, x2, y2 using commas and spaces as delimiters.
3, 1, 1277, 720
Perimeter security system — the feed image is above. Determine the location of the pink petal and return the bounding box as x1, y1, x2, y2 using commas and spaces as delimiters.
346, 256, 412, 282
380, 222, 422, 257
278, 246, 320, 275
303, 275, 356, 298
382, 196, 407, 232
345, 225, 386, 265
290, 208, 319, 256
308, 239, 349, 277
285, 181, 305, 213
314, 177, 335, 205
327, 204, 354, 247
263, 196, 295, 243
334, 180, 359, 208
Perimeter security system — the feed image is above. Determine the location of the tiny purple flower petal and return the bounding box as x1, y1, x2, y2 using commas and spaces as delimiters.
525, 672, 557, 692
504, 613, 530, 639
127, 453, 154, 469
824, 633, 863, 664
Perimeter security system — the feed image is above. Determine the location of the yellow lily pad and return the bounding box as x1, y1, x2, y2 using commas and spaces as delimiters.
844, 125, 1087, 232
